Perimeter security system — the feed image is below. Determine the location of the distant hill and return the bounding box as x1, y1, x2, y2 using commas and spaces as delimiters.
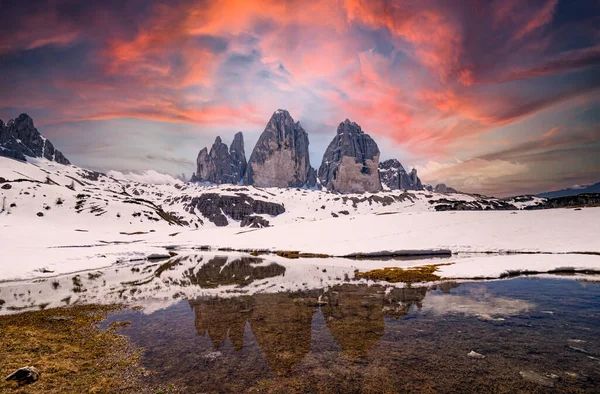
537, 182, 600, 198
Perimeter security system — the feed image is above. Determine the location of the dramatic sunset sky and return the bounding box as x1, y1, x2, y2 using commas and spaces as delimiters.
1, 0, 598, 196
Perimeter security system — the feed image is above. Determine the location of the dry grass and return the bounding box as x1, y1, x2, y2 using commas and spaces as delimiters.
0, 304, 177, 393
275, 250, 330, 259
354, 263, 454, 284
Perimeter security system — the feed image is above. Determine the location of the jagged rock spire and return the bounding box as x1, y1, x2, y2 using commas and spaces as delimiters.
318, 119, 381, 193
246, 109, 312, 188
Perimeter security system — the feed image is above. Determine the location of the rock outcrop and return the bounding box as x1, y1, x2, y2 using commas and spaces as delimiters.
318, 119, 382, 193
184, 193, 285, 226
192, 133, 247, 184
0, 114, 70, 164
434, 183, 458, 193
378, 159, 423, 190
246, 110, 312, 188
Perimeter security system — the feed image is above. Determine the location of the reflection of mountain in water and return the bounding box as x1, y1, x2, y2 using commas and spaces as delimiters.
181, 256, 286, 288
189, 283, 437, 373
322, 285, 430, 359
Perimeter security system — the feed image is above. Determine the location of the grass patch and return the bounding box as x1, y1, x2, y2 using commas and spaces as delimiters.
0, 304, 175, 393
354, 263, 454, 284
119, 231, 148, 235
275, 250, 330, 259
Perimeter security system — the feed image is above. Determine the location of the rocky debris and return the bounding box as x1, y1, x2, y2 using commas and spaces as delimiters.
1, 183, 11, 189
432, 198, 517, 211
0, 114, 70, 164
434, 183, 458, 193
467, 350, 485, 359
5, 366, 40, 384
193, 134, 247, 184
524, 193, 600, 210
378, 159, 423, 190
519, 370, 557, 387
341, 193, 414, 208
246, 110, 312, 188
319, 119, 382, 193
240, 215, 270, 228
184, 193, 285, 227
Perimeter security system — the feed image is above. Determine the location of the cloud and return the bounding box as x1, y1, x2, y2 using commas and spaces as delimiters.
107, 169, 183, 185
415, 159, 530, 195
0, 0, 598, 196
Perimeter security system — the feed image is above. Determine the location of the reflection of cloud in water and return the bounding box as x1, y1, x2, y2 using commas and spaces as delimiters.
422, 287, 534, 319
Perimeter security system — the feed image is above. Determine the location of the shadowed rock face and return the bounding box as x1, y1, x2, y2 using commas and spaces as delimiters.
246, 110, 312, 188
193, 134, 247, 184
378, 159, 423, 191
0, 114, 70, 164
229, 132, 247, 184
184, 193, 285, 226
318, 119, 382, 193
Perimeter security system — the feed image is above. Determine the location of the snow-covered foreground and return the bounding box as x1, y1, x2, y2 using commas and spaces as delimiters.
1, 156, 599, 285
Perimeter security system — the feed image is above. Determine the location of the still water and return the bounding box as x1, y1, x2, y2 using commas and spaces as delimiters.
104, 276, 600, 393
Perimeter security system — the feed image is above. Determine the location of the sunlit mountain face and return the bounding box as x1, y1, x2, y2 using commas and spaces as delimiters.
0, 0, 598, 196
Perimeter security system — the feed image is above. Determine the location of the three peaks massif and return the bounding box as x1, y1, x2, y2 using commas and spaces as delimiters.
191, 109, 435, 193
0, 109, 450, 194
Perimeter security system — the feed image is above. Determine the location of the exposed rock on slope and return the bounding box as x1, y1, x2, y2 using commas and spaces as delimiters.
192, 133, 247, 184
378, 159, 423, 190
184, 193, 285, 226
246, 110, 312, 188
318, 119, 382, 193
0, 114, 70, 164
523, 193, 600, 210
434, 183, 458, 194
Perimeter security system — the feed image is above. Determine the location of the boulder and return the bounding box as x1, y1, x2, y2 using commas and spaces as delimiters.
318, 119, 382, 193
246, 110, 312, 188
5, 366, 40, 384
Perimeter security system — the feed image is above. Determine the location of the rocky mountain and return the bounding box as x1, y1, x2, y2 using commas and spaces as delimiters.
191, 133, 247, 184
434, 183, 458, 194
246, 110, 314, 188
536, 182, 600, 198
378, 159, 423, 191
318, 119, 382, 193
0, 114, 70, 164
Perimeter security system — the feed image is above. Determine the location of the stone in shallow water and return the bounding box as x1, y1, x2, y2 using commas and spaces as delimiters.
5, 366, 40, 384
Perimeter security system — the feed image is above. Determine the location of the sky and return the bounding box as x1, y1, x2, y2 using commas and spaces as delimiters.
0, 0, 598, 197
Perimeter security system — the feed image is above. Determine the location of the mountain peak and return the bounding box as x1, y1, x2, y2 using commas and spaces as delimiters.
0, 114, 70, 164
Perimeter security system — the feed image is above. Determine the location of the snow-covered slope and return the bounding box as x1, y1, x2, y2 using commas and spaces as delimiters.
1, 156, 599, 282
0, 156, 528, 232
